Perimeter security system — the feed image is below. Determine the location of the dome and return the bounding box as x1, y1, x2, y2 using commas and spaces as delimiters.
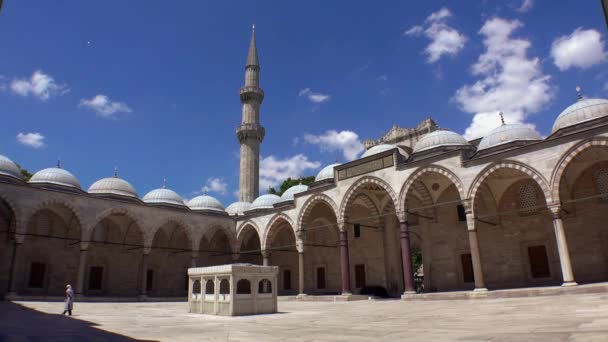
361, 144, 409, 159
88, 176, 138, 198
413, 130, 469, 153
0, 155, 22, 180
478, 124, 542, 151
143, 187, 185, 207
30, 166, 81, 189
552, 98, 608, 133
281, 184, 309, 201
250, 194, 281, 210
315, 163, 341, 181
188, 195, 225, 212
226, 201, 251, 215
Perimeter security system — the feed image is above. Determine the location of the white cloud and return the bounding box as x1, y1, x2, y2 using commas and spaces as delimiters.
304, 130, 364, 161
453, 17, 553, 140
79, 94, 132, 118
551, 28, 607, 71
518, 0, 534, 13
259, 154, 321, 191
16, 132, 45, 148
405, 7, 467, 63
298, 88, 331, 104
10, 70, 69, 101
202, 177, 228, 195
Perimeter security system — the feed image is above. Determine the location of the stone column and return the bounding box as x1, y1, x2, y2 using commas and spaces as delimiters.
262, 250, 271, 266
7, 240, 23, 295
550, 206, 577, 286
339, 229, 351, 295
464, 203, 487, 292
298, 251, 305, 295
190, 252, 198, 268
399, 214, 416, 294
139, 250, 150, 298
75, 242, 89, 296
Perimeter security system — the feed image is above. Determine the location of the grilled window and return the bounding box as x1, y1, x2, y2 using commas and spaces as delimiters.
518, 183, 539, 214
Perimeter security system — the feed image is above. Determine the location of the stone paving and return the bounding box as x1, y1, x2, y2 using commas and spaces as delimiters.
3, 292, 608, 341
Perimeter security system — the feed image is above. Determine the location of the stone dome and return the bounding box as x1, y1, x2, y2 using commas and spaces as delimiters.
361, 144, 409, 159
478, 124, 542, 151
226, 201, 252, 215
30, 166, 81, 189
88, 176, 138, 198
315, 163, 341, 181
413, 130, 469, 153
188, 195, 225, 212
143, 187, 185, 207
0, 155, 22, 180
552, 98, 608, 133
281, 184, 309, 201
250, 194, 281, 210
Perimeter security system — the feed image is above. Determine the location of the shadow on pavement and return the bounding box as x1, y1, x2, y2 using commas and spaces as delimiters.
0, 301, 157, 341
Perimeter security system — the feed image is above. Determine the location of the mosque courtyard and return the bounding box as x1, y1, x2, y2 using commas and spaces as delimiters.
2, 292, 608, 341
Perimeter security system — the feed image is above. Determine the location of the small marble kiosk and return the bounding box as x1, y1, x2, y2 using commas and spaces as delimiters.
188, 264, 279, 316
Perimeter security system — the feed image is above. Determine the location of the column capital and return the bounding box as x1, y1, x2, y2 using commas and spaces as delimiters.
143, 246, 152, 255
80, 241, 89, 251
461, 199, 473, 213
465, 212, 476, 232
231, 253, 240, 262
296, 239, 305, 253
190, 250, 199, 259
397, 210, 408, 223
337, 221, 346, 232
548, 204, 563, 220
261, 249, 271, 258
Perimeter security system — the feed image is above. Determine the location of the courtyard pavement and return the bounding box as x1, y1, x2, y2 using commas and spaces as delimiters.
3, 292, 608, 341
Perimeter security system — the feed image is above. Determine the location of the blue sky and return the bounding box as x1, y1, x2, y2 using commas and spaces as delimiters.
1, 0, 608, 205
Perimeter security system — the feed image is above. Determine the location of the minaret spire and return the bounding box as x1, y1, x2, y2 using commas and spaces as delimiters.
237, 25, 265, 202
246, 24, 259, 67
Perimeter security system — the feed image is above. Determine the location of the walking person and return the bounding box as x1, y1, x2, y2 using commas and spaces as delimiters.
61, 284, 74, 316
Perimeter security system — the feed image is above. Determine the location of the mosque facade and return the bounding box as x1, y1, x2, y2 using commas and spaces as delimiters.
1, 28, 608, 300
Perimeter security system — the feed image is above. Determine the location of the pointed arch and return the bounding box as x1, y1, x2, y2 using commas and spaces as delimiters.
263, 213, 295, 251
236, 220, 262, 248
150, 216, 194, 252
468, 160, 552, 211
338, 176, 399, 227
297, 194, 338, 231
201, 224, 238, 254
0, 193, 22, 239
550, 138, 608, 201
86, 207, 145, 244
399, 165, 466, 211
25, 198, 85, 237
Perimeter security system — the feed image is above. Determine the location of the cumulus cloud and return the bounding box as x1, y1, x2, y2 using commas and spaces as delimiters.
551, 28, 607, 71
202, 177, 228, 195
16, 132, 45, 148
259, 154, 321, 191
79, 94, 132, 118
304, 130, 364, 161
298, 88, 331, 104
453, 17, 553, 140
10, 70, 69, 101
518, 0, 534, 13
404, 7, 467, 63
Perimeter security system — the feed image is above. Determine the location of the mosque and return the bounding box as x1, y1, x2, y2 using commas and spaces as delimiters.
1, 27, 608, 300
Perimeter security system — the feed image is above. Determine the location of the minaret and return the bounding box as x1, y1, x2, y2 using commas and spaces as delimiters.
237, 25, 265, 202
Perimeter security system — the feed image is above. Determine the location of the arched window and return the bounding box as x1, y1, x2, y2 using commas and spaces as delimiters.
193, 280, 201, 294
518, 183, 539, 215
205, 279, 215, 294
595, 168, 608, 200
258, 279, 272, 294
219, 279, 230, 294
236, 279, 251, 294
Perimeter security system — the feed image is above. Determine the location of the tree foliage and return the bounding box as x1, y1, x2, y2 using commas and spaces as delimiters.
15, 163, 32, 182
268, 176, 315, 196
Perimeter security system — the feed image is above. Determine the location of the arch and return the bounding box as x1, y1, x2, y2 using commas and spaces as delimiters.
0, 193, 21, 241
86, 207, 145, 244
550, 138, 608, 201
399, 165, 466, 212
236, 220, 262, 247
338, 176, 399, 227
24, 199, 85, 238
297, 194, 339, 231
201, 224, 237, 255
150, 216, 194, 252
263, 213, 296, 251
468, 161, 552, 211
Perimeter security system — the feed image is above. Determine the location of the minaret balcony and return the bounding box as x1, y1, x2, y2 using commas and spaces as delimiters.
236, 123, 266, 142
239, 86, 265, 103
